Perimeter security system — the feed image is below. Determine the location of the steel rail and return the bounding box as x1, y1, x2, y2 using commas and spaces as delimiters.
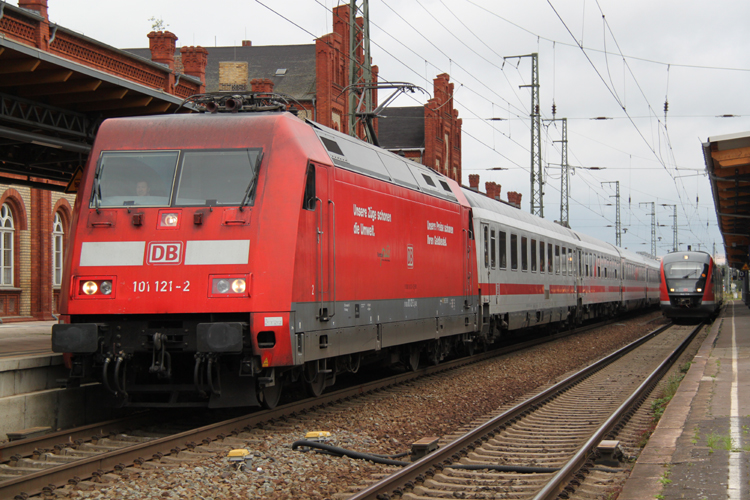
0, 413, 155, 462
0, 312, 654, 498
533, 321, 704, 499
347, 321, 681, 500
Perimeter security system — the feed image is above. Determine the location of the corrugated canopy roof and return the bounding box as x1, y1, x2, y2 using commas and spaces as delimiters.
703, 131, 750, 269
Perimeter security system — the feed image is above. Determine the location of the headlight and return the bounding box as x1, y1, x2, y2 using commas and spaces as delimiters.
159, 211, 180, 228
82, 281, 98, 295
696, 288, 702, 292
77, 277, 116, 298
210, 275, 249, 297
232, 279, 246, 293
669, 288, 674, 292
216, 279, 230, 294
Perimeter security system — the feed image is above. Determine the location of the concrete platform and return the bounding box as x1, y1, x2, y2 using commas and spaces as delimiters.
0, 320, 55, 358
619, 301, 750, 499
0, 320, 119, 441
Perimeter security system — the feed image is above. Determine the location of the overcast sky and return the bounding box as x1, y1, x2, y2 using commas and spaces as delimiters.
42, 0, 750, 259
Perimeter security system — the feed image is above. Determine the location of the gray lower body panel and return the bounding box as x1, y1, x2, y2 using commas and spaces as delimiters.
291, 296, 477, 365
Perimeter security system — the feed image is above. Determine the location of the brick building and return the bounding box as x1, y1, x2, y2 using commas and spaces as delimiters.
377, 74, 463, 182
128, 4, 379, 138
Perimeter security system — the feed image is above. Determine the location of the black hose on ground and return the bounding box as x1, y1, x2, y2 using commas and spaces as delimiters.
291, 440, 410, 466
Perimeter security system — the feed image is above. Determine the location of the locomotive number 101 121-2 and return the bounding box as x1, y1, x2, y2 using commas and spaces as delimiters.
132, 281, 191, 293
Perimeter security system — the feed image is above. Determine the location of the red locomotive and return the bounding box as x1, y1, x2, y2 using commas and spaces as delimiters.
660, 250, 723, 320
52, 93, 659, 409
52, 94, 477, 408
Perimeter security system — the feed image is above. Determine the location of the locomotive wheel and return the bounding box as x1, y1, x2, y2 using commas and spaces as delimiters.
303, 362, 326, 397
260, 381, 283, 409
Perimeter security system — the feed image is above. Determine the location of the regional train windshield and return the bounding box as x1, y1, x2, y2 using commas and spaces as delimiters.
663, 261, 708, 291
90, 149, 263, 208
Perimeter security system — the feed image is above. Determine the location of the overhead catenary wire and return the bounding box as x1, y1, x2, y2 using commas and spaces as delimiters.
256, 0, 717, 253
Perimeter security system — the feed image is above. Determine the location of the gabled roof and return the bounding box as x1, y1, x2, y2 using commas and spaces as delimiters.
377, 106, 425, 150
125, 44, 317, 100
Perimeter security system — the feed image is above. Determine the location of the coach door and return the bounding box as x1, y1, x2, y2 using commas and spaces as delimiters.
314, 163, 335, 321
575, 248, 583, 305
464, 209, 475, 308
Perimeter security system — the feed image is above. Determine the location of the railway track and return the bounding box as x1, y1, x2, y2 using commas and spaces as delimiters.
346, 322, 702, 500
0, 315, 653, 499
0, 314, 680, 498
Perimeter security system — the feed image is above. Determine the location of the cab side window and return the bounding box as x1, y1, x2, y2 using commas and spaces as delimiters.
303, 164, 316, 211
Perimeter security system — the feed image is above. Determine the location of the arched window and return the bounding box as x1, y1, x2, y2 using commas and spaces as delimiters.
53, 212, 64, 287
0, 204, 14, 286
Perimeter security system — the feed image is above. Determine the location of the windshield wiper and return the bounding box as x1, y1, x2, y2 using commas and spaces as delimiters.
91, 168, 103, 213
239, 151, 263, 211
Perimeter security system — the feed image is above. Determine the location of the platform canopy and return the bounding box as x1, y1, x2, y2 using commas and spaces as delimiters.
703, 131, 750, 269
0, 3, 201, 192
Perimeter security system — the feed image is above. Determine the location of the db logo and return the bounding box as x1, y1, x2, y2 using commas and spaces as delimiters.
148, 242, 182, 264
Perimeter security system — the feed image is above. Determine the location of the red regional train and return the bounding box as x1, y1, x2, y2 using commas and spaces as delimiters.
52, 93, 660, 409
659, 250, 723, 320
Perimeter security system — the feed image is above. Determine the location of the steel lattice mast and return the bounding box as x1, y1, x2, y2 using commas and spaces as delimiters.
558, 118, 568, 226
640, 202, 656, 257
602, 181, 621, 247
662, 204, 677, 252
348, 0, 372, 141
505, 53, 542, 217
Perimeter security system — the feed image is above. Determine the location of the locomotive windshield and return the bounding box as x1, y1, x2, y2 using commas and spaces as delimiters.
664, 261, 708, 291
91, 149, 262, 208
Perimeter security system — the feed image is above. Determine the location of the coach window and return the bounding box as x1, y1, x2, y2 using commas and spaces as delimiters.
592, 255, 596, 277
539, 241, 545, 273
490, 229, 496, 269
585, 253, 589, 277
568, 248, 573, 275
554, 245, 560, 274
597, 256, 601, 277
499, 230, 507, 268
531, 239, 537, 272
483, 225, 489, 268
303, 165, 316, 210
560, 247, 566, 275
521, 237, 528, 271
510, 234, 518, 270
547, 243, 553, 273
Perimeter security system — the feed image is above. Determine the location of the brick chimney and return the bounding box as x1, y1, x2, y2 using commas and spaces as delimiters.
507, 191, 523, 208
242, 40, 252, 47
180, 46, 208, 91
484, 182, 493, 200
251, 78, 274, 93
148, 31, 178, 70
485, 182, 501, 201
19, 0, 48, 19
468, 174, 479, 191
